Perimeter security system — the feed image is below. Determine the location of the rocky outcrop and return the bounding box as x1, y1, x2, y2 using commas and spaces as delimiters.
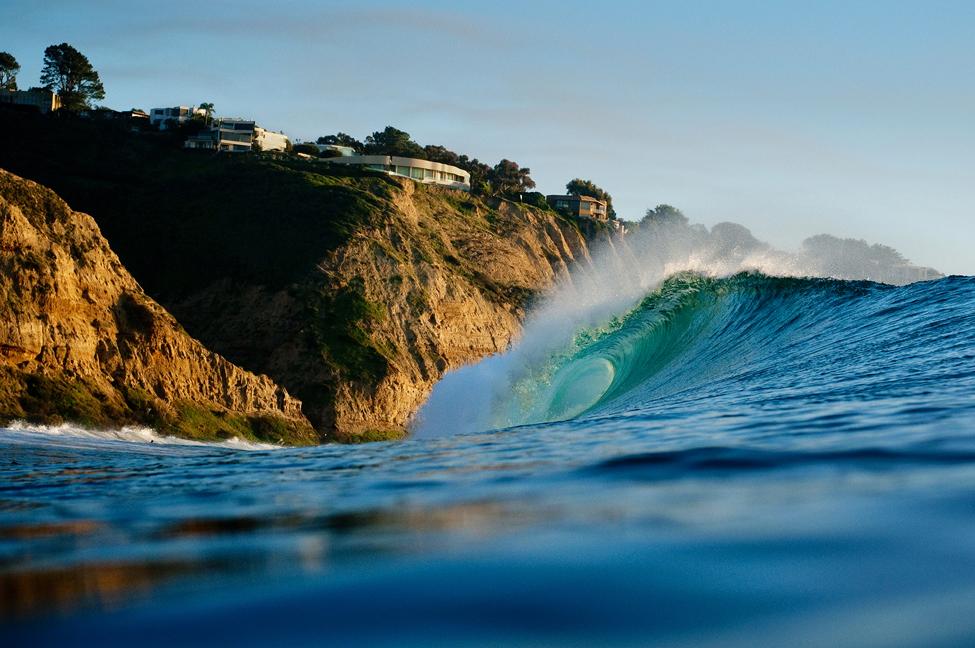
0, 107, 611, 442
167, 179, 604, 440
0, 170, 316, 444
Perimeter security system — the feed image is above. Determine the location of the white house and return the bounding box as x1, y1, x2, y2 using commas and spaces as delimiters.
254, 127, 289, 152
327, 155, 470, 191
183, 118, 290, 153
150, 106, 206, 130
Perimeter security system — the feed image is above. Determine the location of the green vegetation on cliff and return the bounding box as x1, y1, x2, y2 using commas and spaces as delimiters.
0, 168, 318, 446
0, 109, 396, 297
0, 109, 601, 442
0, 370, 312, 445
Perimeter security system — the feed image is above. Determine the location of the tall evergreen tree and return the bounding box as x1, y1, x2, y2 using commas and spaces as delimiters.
0, 52, 19, 91
40, 43, 105, 110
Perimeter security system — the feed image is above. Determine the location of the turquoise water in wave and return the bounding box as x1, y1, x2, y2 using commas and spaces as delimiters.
3, 273, 975, 646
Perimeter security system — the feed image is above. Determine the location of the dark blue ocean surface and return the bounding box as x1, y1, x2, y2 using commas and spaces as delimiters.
3, 274, 975, 646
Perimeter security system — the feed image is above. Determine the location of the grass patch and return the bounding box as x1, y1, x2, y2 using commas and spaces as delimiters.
0, 375, 317, 446
301, 277, 391, 386
15, 374, 125, 427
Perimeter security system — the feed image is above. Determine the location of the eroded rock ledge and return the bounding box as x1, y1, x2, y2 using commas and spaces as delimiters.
0, 169, 315, 444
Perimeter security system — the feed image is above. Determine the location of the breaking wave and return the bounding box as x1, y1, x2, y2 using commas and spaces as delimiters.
414, 272, 975, 436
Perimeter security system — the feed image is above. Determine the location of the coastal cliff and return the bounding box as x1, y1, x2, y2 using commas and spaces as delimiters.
0, 169, 316, 444
0, 110, 608, 441
168, 178, 599, 439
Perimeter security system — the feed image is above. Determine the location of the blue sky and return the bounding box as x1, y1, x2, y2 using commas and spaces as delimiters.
2, 0, 973, 273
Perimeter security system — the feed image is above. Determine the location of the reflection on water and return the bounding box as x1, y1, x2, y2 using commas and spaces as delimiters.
4, 415, 975, 646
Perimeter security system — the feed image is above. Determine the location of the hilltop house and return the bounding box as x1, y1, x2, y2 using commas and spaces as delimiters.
150, 106, 205, 130
0, 88, 61, 114
547, 194, 609, 221
184, 118, 290, 153
115, 109, 150, 130
326, 155, 471, 191
312, 143, 356, 157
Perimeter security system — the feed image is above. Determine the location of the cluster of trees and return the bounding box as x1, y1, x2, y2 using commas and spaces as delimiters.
0, 43, 105, 111
315, 125, 536, 197
633, 205, 935, 284
641, 204, 688, 228
799, 234, 918, 280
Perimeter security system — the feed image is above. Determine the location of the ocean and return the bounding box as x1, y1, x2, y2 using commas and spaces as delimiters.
3, 272, 975, 646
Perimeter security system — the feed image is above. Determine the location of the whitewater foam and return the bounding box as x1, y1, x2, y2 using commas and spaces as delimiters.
0, 420, 281, 452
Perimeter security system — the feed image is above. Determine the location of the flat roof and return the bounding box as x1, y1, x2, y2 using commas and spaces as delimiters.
327, 155, 471, 182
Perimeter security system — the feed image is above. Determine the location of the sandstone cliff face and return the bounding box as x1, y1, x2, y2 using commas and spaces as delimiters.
0, 170, 315, 444
168, 179, 603, 439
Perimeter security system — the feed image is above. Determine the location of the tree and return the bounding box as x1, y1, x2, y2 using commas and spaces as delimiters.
641, 204, 688, 227
40, 43, 105, 110
459, 156, 492, 195
363, 126, 425, 157
317, 132, 363, 151
423, 144, 460, 165
198, 102, 214, 126
566, 178, 616, 218
0, 52, 19, 91
421, 145, 494, 194
488, 159, 536, 196
708, 222, 766, 254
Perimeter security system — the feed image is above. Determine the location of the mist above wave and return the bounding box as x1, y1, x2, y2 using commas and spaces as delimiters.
412, 211, 949, 438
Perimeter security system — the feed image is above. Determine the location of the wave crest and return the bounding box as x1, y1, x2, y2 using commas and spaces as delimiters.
414, 272, 971, 437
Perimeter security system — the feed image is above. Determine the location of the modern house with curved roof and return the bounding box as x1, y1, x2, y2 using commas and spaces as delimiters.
327, 155, 471, 191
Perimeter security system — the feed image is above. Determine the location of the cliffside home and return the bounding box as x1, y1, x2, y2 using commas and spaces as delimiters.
0, 88, 61, 114
150, 106, 205, 129
184, 118, 290, 153
327, 155, 471, 191
311, 143, 356, 156
547, 194, 609, 221
116, 109, 150, 129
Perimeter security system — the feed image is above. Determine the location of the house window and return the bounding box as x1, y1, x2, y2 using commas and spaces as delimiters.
411, 167, 424, 180
396, 166, 410, 176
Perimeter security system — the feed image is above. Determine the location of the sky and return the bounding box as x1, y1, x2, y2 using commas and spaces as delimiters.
2, 0, 973, 274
